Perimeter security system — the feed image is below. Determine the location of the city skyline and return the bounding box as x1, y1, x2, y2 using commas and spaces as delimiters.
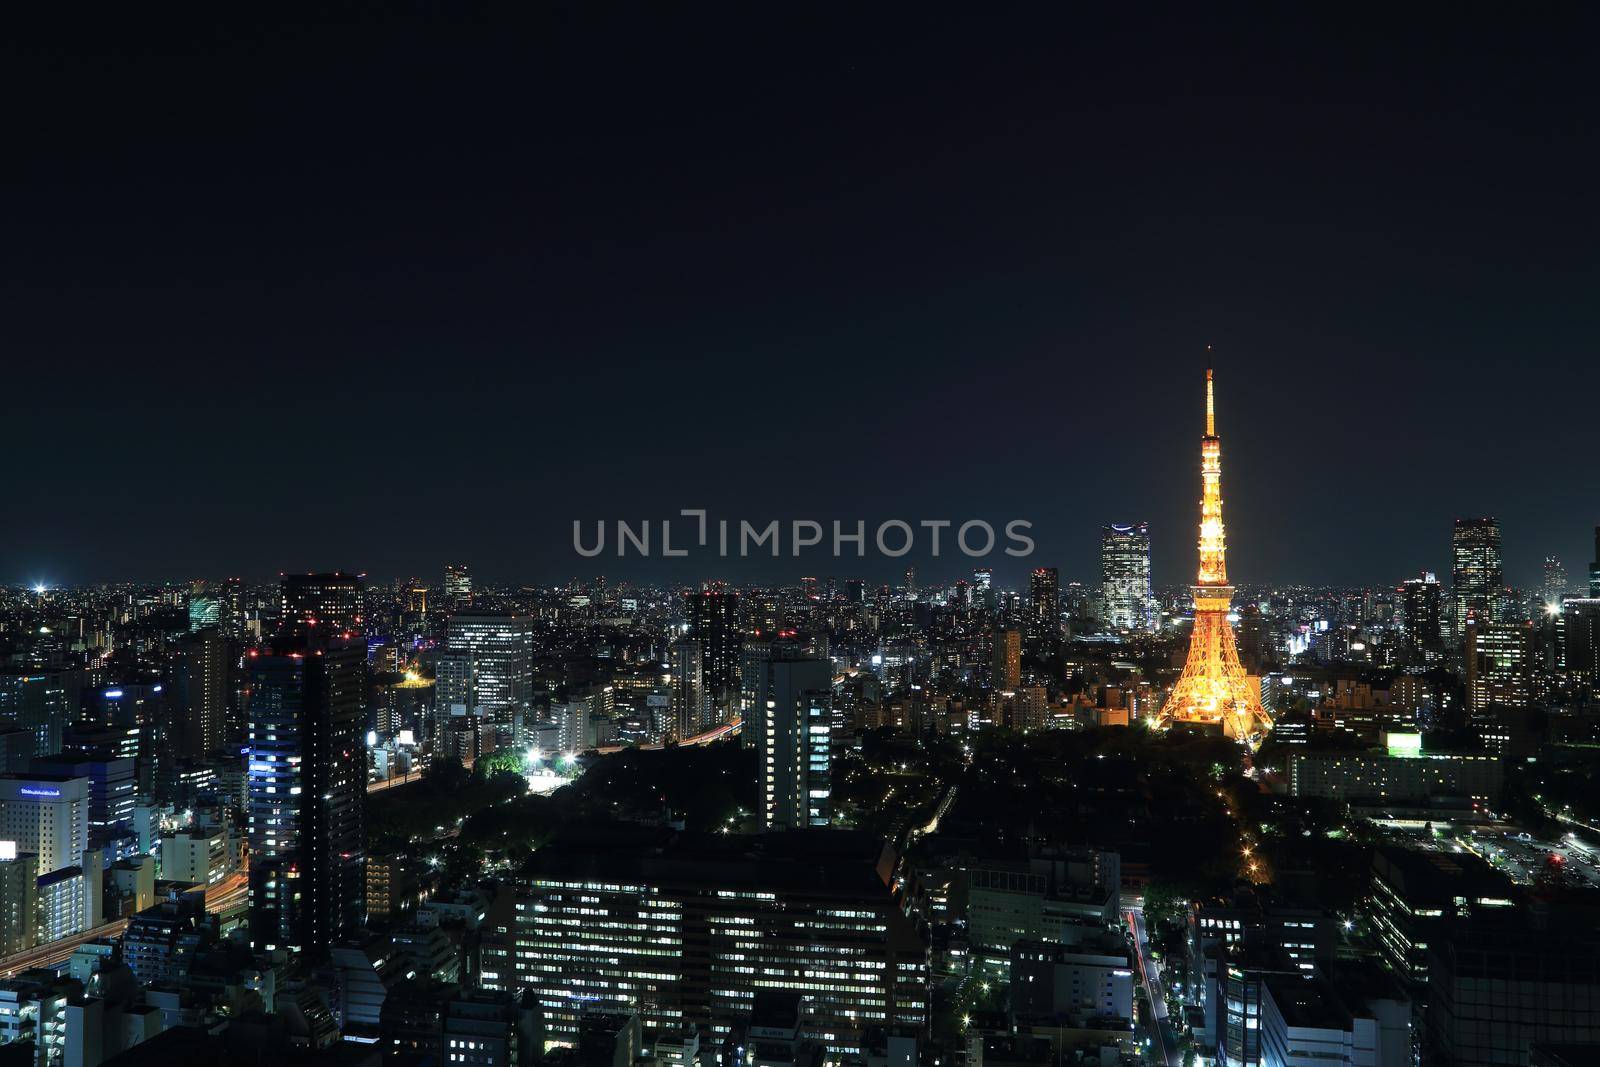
5, 10, 1600, 1067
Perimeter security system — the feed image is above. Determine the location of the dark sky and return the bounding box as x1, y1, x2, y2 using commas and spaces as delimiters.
5, 7, 1598, 590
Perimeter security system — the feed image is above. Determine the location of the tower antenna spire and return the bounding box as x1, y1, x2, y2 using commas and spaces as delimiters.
1205, 366, 1215, 437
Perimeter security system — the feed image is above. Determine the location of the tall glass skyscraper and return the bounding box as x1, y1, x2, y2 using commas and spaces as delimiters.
1100, 522, 1154, 631
1452, 518, 1504, 641
686, 587, 739, 716
751, 654, 833, 831
441, 614, 534, 722
1398, 572, 1444, 662
246, 631, 365, 957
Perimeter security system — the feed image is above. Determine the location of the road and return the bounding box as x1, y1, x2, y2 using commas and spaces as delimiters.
1128, 907, 1181, 1067
0, 869, 249, 979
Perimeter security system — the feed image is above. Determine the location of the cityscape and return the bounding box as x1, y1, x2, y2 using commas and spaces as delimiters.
5, 8, 1600, 1067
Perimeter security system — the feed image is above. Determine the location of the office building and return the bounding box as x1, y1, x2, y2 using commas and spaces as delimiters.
512, 830, 928, 1056
1559, 597, 1600, 685
444, 563, 472, 609
1258, 972, 1411, 1067
686, 588, 740, 715
668, 637, 705, 743
753, 656, 833, 831
1363, 846, 1514, 986
992, 628, 1021, 691
279, 572, 364, 636
123, 895, 210, 988
1397, 572, 1444, 662
1028, 568, 1060, 645
245, 634, 365, 957
1287, 743, 1503, 806
1427, 925, 1600, 1066
1100, 523, 1154, 631
0, 727, 30, 774
0, 671, 71, 758
1452, 518, 1503, 640
37, 854, 100, 942
1591, 526, 1600, 598
966, 851, 1122, 977
1541, 555, 1568, 609
1466, 620, 1532, 753
28, 754, 135, 845
440, 614, 534, 725
160, 827, 232, 887
1009, 937, 1134, 1027
89, 682, 165, 796
169, 627, 228, 758
0, 846, 38, 955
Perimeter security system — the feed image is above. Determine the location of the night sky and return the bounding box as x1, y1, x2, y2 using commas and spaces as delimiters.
6, 7, 1598, 589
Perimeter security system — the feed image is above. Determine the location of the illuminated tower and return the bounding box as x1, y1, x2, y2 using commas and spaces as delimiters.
1160, 370, 1269, 741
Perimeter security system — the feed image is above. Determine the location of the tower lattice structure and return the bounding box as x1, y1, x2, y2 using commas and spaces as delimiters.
1159, 369, 1270, 741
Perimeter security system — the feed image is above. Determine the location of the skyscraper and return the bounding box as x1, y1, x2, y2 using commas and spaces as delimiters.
0, 672, 70, 758
441, 614, 534, 724
1100, 523, 1154, 631
443, 564, 472, 610
1466, 621, 1531, 715
1398, 572, 1444, 663
170, 627, 228, 758
685, 588, 739, 717
0, 776, 89, 874
280, 572, 365, 636
992, 628, 1021, 690
245, 633, 365, 956
973, 567, 994, 609
1590, 525, 1600, 597
1028, 567, 1060, 645
1451, 519, 1503, 640
753, 656, 834, 831
1541, 556, 1567, 610
667, 638, 705, 743
1161, 370, 1269, 740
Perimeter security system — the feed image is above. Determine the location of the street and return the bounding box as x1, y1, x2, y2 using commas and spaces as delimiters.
1128, 907, 1181, 1067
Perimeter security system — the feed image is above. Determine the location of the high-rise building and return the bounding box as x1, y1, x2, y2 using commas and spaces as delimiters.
443, 564, 472, 610
1451, 518, 1503, 640
992, 628, 1022, 690
668, 638, 705, 743
509, 831, 928, 1055
753, 656, 833, 831
245, 634, 365, 957
441, 614, 534, 724
1161, 370, 1269, 740
1466, 620, 1531, 715
1028, 568, 1060, 644
1398, 572, 1444, 662
0, 671, 71, 758
170, 627, 228, 758
1100, 523, 1154, 631
28, 755, 135, 844
1558, 597, 1600, 685
685, 588, 739, 716
1541, 556, 1567, 610
0, 775, 89, 874
280, 572, 365, 636
0, 845, 38, 955
1591, 526, 1600, 597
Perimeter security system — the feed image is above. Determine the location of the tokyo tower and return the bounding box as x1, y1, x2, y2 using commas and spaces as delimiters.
1159, 369, 1271, 741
